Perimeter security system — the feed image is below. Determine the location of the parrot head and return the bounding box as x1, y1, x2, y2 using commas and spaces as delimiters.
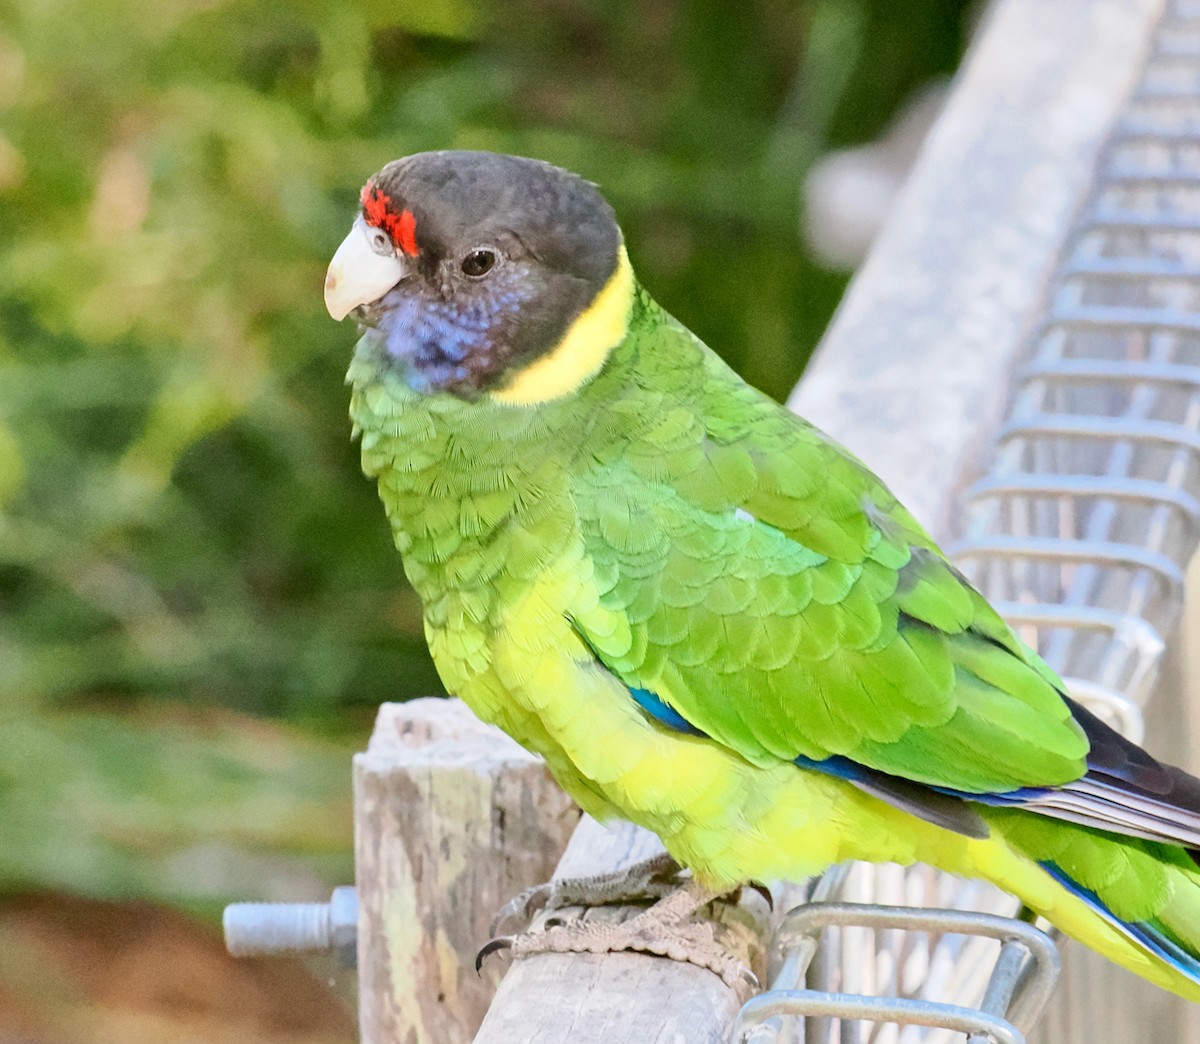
324, 150, 634, 402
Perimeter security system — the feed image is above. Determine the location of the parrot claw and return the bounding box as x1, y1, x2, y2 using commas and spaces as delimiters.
476, 935, 513, 973
720, 880, 773, 912
748, 881, 774, 912
491, 852, 685, 936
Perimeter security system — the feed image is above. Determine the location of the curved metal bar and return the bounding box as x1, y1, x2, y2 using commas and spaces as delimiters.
1050, 303, 1200, 331
766, 903, 1060, 1035
985, 601, 1166, 652
1019, 357, 1200, 391
1089, 207, 1200, 232
998, 415, 1200, 455
732, 991, 1025, 1044
963, 473, 1200, 520
1061, 256, 1200, 279
947, 535, 1185, 588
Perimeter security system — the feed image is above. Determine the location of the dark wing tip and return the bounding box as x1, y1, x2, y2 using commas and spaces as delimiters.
1068, 695, 1200, 804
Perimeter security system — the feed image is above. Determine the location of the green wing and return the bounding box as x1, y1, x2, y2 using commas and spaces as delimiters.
571, 324, 1088, 796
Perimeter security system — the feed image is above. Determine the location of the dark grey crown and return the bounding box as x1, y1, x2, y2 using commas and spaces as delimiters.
371, 151, 620, 287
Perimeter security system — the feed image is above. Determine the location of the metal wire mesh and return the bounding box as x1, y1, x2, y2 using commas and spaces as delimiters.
735, 2, 1200, 1040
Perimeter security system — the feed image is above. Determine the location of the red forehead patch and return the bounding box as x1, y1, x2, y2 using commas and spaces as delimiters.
360, 181, 420, 257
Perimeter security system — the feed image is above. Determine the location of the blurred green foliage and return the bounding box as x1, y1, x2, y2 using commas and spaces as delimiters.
0, 0, 968, 903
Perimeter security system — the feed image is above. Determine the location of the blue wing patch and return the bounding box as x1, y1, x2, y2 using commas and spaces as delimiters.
628, 686, 707, 737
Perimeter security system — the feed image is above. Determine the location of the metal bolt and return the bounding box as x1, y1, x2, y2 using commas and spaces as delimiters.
223, 885, 358, 957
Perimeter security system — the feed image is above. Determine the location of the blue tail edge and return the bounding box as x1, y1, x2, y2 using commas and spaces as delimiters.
1040, 860, 1200, 983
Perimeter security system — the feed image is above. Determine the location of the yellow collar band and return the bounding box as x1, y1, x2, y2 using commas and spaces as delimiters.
491, 246, 635, 406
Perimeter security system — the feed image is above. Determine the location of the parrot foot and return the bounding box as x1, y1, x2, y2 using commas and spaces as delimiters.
491, 851, 684, 936
480, 877, 762, 1001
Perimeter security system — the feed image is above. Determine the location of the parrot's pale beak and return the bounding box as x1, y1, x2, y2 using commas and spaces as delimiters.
324, 218, 408, 321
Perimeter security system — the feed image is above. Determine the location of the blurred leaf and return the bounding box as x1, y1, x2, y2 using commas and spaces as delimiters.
0, 707, 353, 910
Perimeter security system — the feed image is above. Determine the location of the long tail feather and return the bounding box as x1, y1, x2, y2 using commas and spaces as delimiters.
1040, 859, 1200, 983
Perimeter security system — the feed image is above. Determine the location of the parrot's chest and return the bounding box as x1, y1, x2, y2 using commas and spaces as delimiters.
412, 525, 756, 861
369, 427, 921, 886
417, 527, 612, 771
366, 407, 877, 878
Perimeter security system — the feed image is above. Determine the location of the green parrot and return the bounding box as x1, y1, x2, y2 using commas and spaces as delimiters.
324, 150, 1200, 1000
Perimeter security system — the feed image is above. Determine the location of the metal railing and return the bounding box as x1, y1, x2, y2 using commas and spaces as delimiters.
740, 1, 1200, 1040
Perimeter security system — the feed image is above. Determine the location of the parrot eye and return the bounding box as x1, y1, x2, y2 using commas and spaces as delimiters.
366, 226, 393, 257
460, 248, 496, 278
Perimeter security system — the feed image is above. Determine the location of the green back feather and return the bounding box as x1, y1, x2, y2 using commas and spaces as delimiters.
562, 296, 1089, 792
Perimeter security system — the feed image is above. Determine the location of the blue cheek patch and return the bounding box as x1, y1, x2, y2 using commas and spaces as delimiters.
376, 282, 532, 394
378, 296, 487, 390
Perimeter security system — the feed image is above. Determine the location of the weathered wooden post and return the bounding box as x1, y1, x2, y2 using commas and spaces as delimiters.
353, 698, 578, 1043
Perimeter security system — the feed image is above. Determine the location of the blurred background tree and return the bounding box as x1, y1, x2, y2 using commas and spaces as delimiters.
0, 0, 970, 1037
